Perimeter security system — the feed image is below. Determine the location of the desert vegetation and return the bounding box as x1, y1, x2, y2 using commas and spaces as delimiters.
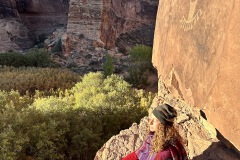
0, 45, 156, 159
0, 70, 154, 159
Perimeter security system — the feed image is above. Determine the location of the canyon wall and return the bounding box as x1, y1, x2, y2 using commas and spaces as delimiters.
100, 0, 158, 51
65, 0, 158, 55
152, 0, 240, 151
67, 0, 102, 41
0, 0, 34, 52
0, 0, 17, 18
18, 0, 69, 38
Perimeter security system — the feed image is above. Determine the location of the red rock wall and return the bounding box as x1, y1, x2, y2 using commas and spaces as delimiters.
67, 0, 103, 41
152, 0, 240, 151
100, 0, 158, 49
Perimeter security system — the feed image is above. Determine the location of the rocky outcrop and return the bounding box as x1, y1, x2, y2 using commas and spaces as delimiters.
152, 0, 240, 151
0, 18, 34, 52
95, 118, 148, 160
95, 79, 240, 160
100, 0, 158, 51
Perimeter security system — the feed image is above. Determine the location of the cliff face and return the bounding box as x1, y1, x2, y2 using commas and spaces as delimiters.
64, 0, 157, 55
67, 0, 102, 41
0, 0, 34, 52
1, 0, 156, 54
60, 0, 157, 73
100, 0, 158, 51
0, 0, 17, 18
18, 0, 69, 38
0, 0, 69, 52
152, 0, 240, 151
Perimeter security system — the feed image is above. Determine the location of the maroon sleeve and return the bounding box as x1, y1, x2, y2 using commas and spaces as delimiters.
122, 152, 138, 160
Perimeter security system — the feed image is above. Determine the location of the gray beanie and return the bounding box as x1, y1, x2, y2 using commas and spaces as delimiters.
152, 103, 177, 125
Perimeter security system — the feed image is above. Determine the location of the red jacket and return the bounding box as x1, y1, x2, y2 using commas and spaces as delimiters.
122, 137, 188, 160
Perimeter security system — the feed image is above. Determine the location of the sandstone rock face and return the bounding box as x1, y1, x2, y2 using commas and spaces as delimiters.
67, 0, 103, 41
100, 0, 158, 50
95, 80, 240, 159
152, 0, 240, 151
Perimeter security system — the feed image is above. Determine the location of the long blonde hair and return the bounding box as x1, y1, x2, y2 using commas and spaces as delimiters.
150, 123, 184, 153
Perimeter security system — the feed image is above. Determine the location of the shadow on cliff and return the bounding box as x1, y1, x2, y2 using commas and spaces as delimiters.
192, 130, 240, 160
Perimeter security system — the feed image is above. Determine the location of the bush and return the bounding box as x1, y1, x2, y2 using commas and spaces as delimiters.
0, 49, 56, 67
129, 44, 152, 62
72, 72, 154, 139
103, 54, 114, 77
0, 66, 81, 95
127, 45, 155, 87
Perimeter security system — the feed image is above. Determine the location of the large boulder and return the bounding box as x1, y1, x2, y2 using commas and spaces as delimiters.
152, 0, 240, 151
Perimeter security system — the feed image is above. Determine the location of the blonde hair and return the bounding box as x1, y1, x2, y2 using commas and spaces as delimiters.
150, 123, 184, 153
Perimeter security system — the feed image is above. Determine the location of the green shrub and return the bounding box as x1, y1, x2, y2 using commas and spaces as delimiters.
72, 72, 154, 139
129, 44, 152, 62
0, 49, 56, 67
127, 45, 155, 87
0, 66, 81, 95
0, 51, 27, 67
103, 54, 114, 77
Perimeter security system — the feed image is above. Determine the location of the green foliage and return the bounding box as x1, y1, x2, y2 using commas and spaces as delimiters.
0, 90, 33, 111
103, 54, 114, 77
0, 49, 56, 67
0, 72, 155, 159
129, 44, 152, 62
72, 72, 154, 139
127, 45, 155, 87
0, 66, 81, 95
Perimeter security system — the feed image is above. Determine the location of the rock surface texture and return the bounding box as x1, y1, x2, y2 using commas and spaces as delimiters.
95, 80, 240, 160
67, 0, 102, 41
152, 0, 240, 152
100, 0, 158, 51
0, 0, 34, 52
18, 0, 69, 38
0, 0, 17, 18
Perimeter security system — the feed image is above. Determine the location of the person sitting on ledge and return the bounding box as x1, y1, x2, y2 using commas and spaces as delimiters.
122, 103, 188, 160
